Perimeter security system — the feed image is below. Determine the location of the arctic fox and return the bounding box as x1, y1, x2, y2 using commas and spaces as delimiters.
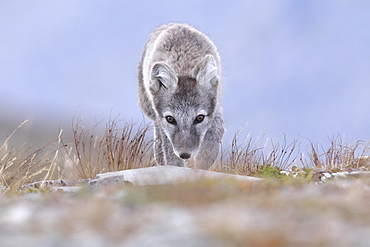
137, 23, 225, 170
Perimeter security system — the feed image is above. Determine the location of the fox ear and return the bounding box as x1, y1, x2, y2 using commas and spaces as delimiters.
196, 55, 219, 88
150, 62, 177, 93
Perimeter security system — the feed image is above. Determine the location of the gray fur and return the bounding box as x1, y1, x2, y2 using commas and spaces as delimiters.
137, 23, 225, 170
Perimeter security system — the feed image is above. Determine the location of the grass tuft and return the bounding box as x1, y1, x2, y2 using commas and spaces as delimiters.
62, 117, 154, 179
218, 132, 301, 177
308, 135, 370, 171
1, 118, 369, 191
0, 120, 64, 192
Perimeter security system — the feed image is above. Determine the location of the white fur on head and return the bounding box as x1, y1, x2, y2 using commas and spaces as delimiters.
150, 62, 177, 93
196, 55, 218, 88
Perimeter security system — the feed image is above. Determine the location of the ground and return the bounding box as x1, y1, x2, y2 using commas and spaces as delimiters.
1, 171, 369, 247
1, 121, 369, 246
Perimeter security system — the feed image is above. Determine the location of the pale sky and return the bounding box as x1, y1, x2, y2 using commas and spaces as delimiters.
1, 0, 369, 149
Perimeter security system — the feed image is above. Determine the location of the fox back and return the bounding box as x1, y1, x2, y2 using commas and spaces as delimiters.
137, 23, 225, 170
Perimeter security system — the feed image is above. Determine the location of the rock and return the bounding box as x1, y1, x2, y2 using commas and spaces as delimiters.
88, 175, 133, 190
20, 167, 261, 192
22, 179, 90, 191
88, 166, 262, 189
312, 170, 370, 184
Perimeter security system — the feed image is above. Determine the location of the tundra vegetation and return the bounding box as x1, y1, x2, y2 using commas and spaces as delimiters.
2, 118, 369, 191
0, 118, 369, 246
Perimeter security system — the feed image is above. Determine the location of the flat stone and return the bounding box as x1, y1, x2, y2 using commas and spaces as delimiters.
88, 166, 262, 188
22, 179, 90, 191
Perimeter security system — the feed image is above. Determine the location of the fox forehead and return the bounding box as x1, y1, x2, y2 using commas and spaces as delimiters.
160, 92, 210, 113
157, 92, 215, 118
153, 75, 217, 119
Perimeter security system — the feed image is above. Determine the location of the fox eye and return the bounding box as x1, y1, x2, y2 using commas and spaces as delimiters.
165, 116, 176, 125
194, 114, 205, 124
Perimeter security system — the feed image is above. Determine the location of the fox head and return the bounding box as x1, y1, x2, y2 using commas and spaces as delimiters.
149, 55, 220, 160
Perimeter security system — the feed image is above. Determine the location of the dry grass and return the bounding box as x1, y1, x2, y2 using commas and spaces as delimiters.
64, 117, 154, 179
0, 118, 154, 191
1, 118, 369, 191
309, 135, 370, 171
218, 131, 301, 176
0, 120, 64, 191
219, 131, 369, 178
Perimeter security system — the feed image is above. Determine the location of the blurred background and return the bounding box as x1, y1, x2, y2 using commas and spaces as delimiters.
1, 0, 369, 149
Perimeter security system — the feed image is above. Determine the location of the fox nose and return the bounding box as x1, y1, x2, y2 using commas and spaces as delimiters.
179, 152, 191, 159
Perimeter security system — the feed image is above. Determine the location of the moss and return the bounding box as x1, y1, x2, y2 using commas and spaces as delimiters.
257, 165, 285, 179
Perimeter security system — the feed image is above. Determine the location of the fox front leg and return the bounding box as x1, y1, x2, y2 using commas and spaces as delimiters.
153, 123, 165, 166
194, 117, 225, 170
